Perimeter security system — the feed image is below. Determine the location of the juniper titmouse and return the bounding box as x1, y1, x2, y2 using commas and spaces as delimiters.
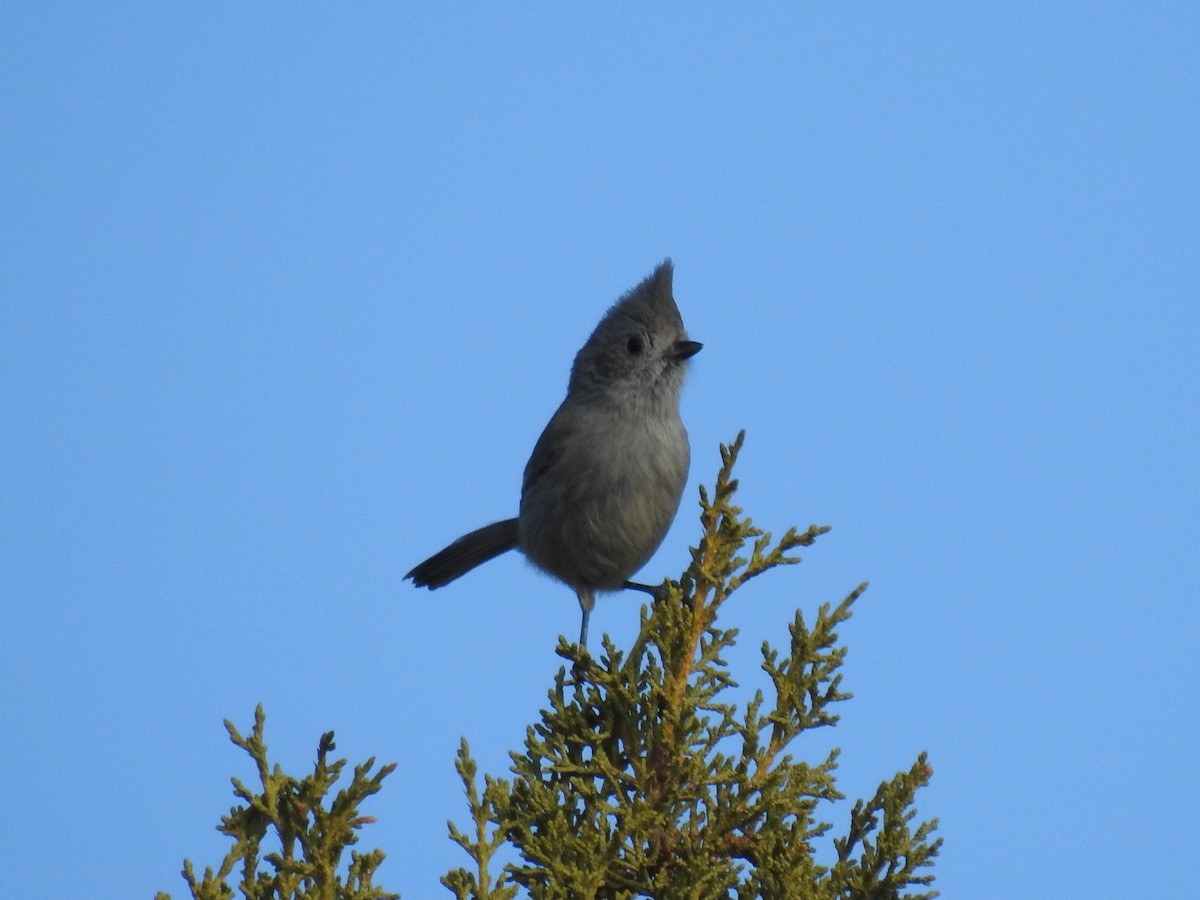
405, 260, 701, 646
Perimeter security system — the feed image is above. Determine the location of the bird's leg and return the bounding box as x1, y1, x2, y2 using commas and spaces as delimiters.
622, 580, 666, 601
576, 588, 595, 647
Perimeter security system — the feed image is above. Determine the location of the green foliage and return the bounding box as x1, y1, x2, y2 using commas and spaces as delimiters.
444, 432, 941, 898
162, 432, 938, 899
157, 706, 399, 900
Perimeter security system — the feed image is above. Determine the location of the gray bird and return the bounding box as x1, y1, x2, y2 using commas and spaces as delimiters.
405, 261, 701, 646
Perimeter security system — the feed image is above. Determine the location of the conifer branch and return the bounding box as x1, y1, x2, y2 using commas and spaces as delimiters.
445, 432, 940, 897
156, 706, 398, 900
829, 754, 941, 899
443, 741, 518, 899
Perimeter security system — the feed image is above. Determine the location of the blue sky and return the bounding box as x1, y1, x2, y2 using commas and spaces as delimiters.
3, 4, 1197, 897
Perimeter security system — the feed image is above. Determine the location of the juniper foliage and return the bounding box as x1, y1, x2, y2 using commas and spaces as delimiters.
160, 433, 938, 899
443, 432, 940, 899
156, 706, 399, 900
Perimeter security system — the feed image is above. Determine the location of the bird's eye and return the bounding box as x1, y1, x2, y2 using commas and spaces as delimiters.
626, 335, 644, 355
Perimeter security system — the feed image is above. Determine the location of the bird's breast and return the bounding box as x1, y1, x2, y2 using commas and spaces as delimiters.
518, 407, 689, 591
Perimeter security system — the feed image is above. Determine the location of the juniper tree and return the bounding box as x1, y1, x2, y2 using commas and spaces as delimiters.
160, 433, 939, 900
443, 432, 940, 899
156, 707, 399, 900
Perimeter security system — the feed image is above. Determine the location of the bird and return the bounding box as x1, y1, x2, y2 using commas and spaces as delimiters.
406, 260, 701, 646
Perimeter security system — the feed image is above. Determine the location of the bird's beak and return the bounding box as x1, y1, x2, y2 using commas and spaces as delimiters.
671, 340, 703, 361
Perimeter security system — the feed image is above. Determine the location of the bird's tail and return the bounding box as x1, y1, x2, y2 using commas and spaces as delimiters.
405, 518, 519, 589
